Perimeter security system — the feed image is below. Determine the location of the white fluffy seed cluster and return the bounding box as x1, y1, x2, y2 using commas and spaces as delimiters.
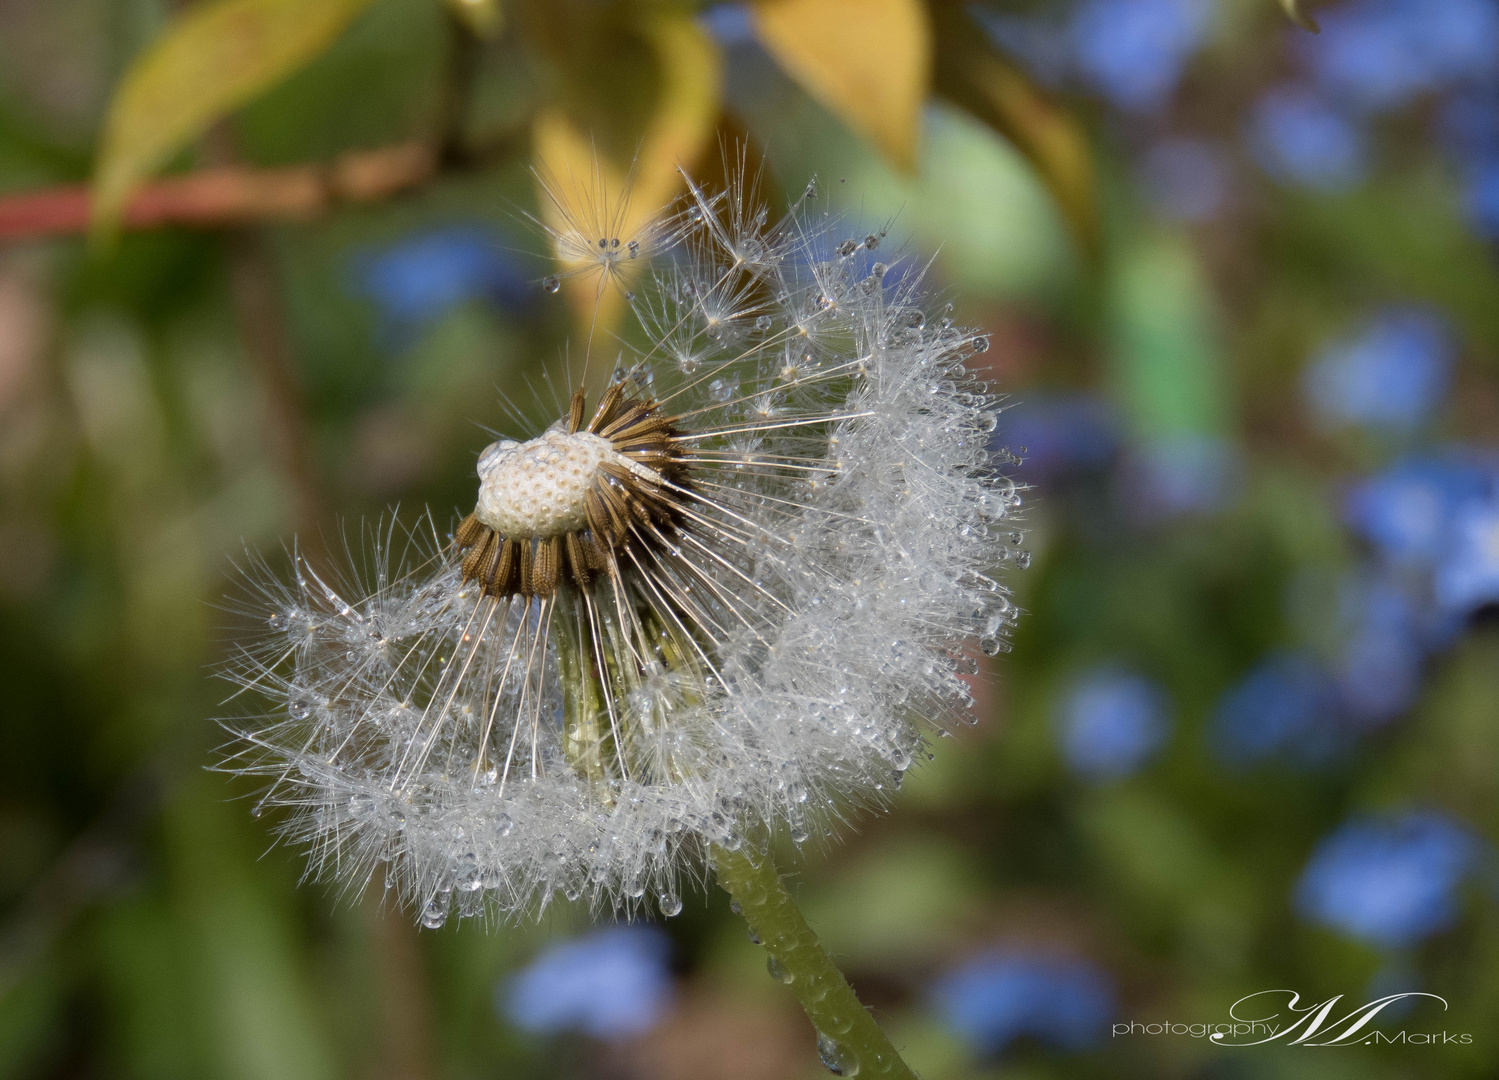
225, 170, 1022, 927
474, 429, 614, 537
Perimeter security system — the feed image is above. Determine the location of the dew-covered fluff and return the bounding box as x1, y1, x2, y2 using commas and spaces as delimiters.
224, 170, 1022, 926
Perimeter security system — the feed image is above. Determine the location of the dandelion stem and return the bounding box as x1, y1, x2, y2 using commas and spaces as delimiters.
711, 845, 917, 1079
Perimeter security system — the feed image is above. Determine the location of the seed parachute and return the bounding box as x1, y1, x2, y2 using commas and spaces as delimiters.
224, 166, 1022, 927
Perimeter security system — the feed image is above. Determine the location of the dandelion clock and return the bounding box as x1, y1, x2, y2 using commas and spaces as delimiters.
225, 164, 1021, 1078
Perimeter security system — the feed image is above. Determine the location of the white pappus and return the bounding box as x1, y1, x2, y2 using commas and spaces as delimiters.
223, 166, 1023, 928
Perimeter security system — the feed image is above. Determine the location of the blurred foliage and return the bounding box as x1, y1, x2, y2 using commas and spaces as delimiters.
2, 0, 1498, 1078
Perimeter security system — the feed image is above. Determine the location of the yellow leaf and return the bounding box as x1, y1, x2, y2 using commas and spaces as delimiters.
932, 6, 1099, 264
531, 13, 720, 348
91, 0, 377, 238
1279, 0, 1321, 33
750, 0, 929, 172
445, 0, 505, 40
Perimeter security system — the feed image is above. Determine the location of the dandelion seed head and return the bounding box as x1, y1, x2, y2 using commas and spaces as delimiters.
223, 163, 1022, 927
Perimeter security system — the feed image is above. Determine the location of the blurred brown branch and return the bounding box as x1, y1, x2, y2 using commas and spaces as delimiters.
0, 142, 435, 243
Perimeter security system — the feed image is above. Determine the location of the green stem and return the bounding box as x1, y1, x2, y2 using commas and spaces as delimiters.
711, 845, 918, 1079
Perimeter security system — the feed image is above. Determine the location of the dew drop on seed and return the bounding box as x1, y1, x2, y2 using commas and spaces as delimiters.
542, 275, 561, 293
420, 900, 447, 929
817, 1033, 859, 1076
767, 954, 793, 984
864, 233, 880, 250
729, 899, 742, 915
496, 813, 513, 836
659, 893, 683, 917
971, 334, 991, 353
755, 314, 773, 331
746, 925, 761, 944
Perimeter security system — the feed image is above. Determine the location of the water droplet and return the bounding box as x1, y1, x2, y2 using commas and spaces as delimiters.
267, 611, 287, 630
1014, 550, 1032, 570
824, 1009, 854, 1035
542, 275, 561, 293
864, 233, 880, 250
420, 900, 448, 929
496, 813, 513, 836
659, 893, 683, 917
971, 334, 991, 353
348, 793, 376, 818
836, 239, 857, 257
755, 314, 773, 331
729, 899, 742, 915
564, 885, 581, 902
817, 1033, 859, 1075
746, 926, 761, 944
767, 954, 793, 984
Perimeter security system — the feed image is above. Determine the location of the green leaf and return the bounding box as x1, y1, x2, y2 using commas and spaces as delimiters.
932, 5, 1099, 263
1280, 0, 1321, 33
91, 0, 378, 238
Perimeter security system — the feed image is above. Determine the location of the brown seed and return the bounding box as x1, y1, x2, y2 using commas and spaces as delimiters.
494, 538, 517, 595
563, 532, 590, 588
589, 383, 625, 432
518, 538, 534, 596
533, 536, 560, 596
462, 530, 495, 580
455, 513, 485, 548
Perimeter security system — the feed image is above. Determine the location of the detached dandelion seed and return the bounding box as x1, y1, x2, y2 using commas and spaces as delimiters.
222, 164, 1021, 937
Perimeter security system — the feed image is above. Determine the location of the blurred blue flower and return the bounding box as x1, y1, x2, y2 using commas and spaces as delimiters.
1068, 0, 1212, 112
1333, 574, 1426, 726
1057, 666, 1172, 780
1434, 494, 1499, 614
1128, 434, 1240, 517
1440, 89, 1499, 157
1462, 156, 1499, 239
500, 926, 674, 1039
1296, 811, 1479, 948
698, 2, 755, 45
931, 951, 1115, 1056
1303, 0, 1499, 113
998, 396, 1120, 482
350, 225, 532, 344
1249, 86, 1367, 190
1138, 137, 1231, 221
1208, 650, 1343, 767
1302, 308, 1454, 432
1344, 454, 1493, 567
